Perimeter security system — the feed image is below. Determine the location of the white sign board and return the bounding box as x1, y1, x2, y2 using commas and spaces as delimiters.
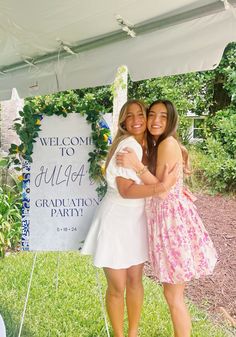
22, 113, 100, 251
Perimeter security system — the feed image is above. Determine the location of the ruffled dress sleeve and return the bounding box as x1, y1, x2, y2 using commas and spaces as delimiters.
106, 137, 143, 189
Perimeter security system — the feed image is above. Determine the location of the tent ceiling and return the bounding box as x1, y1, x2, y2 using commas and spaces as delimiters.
0, 0, 236, 99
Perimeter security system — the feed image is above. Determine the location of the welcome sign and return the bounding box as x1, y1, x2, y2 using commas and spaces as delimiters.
22, 113, 100, 251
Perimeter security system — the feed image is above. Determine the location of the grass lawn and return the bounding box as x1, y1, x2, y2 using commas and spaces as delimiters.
0, 252, 229, 337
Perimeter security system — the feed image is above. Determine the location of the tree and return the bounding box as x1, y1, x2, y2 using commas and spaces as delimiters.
208, 42, 236, 115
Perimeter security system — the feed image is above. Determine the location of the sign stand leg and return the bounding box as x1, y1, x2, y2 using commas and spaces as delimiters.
18, 252, 37, 337
55, 252, 60, 291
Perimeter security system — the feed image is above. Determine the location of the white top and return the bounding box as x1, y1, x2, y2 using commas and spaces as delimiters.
105, 136, 144, 206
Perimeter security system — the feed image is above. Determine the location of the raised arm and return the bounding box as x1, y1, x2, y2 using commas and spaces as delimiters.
116, 146, 178, 193
116, 147, 158, 184
155, 137, 182, 191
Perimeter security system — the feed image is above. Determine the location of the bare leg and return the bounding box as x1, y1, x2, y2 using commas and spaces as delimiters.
104, 268, 127, 337
163, 283, 191, 337
126, 263, 144, 337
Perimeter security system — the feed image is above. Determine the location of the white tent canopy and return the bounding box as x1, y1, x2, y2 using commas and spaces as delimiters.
0, 0, 236, 100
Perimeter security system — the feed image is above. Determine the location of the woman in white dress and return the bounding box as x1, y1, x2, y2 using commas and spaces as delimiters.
81, 100, 176, 337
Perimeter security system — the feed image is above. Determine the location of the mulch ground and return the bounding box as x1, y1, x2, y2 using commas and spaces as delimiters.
144, 193, 236, 328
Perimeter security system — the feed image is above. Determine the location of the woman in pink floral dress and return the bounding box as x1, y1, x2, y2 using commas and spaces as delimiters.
116, 99, 217, 337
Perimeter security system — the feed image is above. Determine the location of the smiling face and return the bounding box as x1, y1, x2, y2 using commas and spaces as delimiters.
146, 100, 179, 174
124, 102, 146, 140
147, 103, 168, 140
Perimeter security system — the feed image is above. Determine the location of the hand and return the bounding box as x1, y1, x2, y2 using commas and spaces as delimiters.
116, 147, 141, 171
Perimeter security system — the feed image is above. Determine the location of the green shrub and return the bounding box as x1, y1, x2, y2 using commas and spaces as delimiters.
204, 108, 236, 158
188, 107, 236, 193
178, 113, 192, 145
188, 138, 236, 194
186, 147, 210, 192
0, 186, 22, 257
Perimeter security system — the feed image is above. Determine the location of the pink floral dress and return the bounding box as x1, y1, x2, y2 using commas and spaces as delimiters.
146, 171, 218, 284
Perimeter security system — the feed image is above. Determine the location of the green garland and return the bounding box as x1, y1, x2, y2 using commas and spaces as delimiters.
8, 91, 110, 198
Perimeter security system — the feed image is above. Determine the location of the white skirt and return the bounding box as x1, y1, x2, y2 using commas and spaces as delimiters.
81, 192, 148, 269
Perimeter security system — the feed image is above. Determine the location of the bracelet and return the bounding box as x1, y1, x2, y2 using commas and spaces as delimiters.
136, 165, 148, 177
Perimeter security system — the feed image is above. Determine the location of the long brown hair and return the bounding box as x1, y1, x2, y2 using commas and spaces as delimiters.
147, 99, 190, 174
105, 99, 147, 169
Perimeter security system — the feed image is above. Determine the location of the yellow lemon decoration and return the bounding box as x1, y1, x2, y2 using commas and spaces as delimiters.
101, 165, 106, 176
103, 134, 108, 142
